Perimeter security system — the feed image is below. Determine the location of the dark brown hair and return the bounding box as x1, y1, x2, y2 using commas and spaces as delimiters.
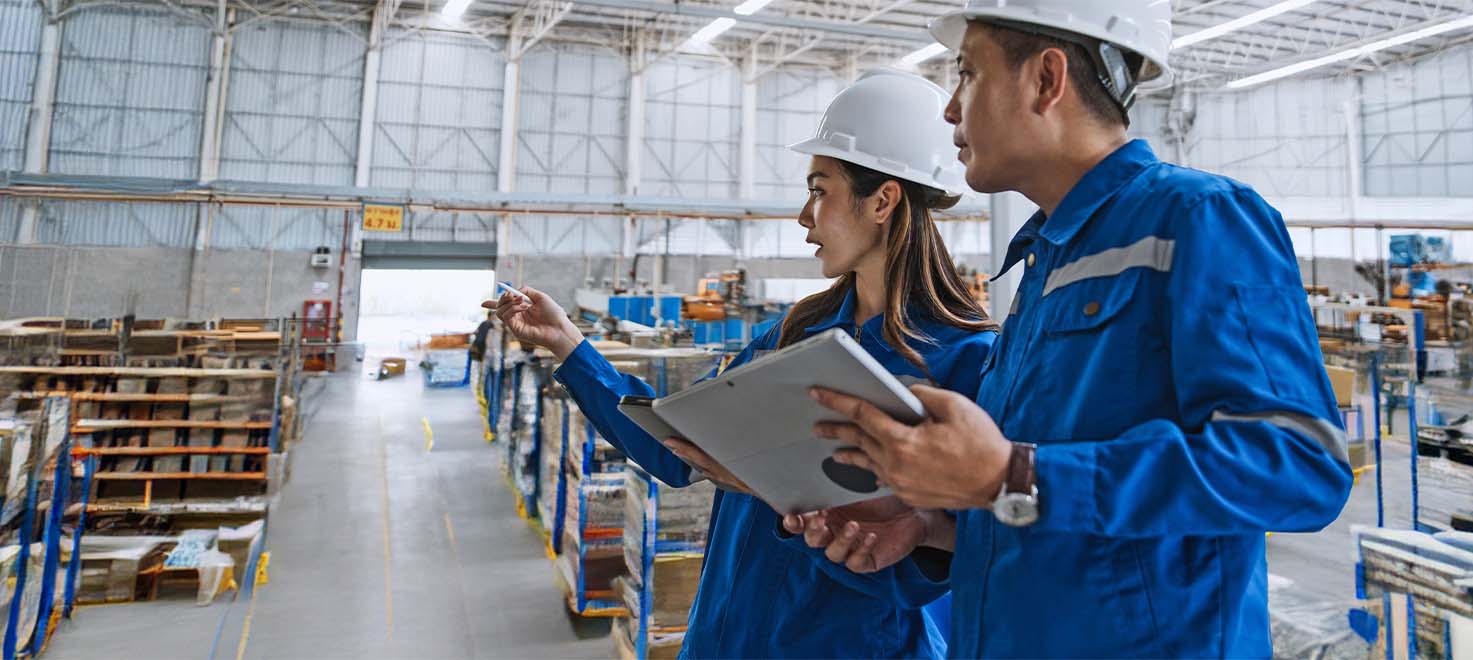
977, 21, 1129, 128
776, 160, 998, 373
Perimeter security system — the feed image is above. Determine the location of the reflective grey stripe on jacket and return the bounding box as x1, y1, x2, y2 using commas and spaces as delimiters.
1211, 410, 1350, 464
1043, 236, 1175, 297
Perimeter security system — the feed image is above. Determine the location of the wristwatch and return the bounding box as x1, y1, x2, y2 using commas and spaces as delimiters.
991, 442, 1039, 527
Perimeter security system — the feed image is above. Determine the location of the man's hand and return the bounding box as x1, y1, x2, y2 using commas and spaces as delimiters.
661, 438, 753, 496
811, 384, 1012, 510
781, 497, 928, 574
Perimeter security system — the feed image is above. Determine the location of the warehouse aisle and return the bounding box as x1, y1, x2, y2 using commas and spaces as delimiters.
49, 369, 610, 660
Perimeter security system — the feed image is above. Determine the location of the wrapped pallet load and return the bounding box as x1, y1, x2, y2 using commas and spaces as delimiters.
616, 469, 716, 659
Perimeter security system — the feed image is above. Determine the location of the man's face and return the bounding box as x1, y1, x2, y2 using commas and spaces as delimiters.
944, 23, 1032, 194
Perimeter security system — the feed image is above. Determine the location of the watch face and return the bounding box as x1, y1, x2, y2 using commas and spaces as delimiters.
995, 493, 1039, 527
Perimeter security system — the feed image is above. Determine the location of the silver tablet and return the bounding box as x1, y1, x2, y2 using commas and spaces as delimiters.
650, 328, 925, 514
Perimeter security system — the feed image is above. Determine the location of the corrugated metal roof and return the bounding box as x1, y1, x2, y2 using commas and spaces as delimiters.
370, 29, 505, 193
218, 19, 366, 186
0, 0, 42, 171
48, 6, 209, 179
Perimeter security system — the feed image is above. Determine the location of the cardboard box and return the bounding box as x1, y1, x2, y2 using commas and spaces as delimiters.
379, 358, 407, 378
1325, 365, 1355, 408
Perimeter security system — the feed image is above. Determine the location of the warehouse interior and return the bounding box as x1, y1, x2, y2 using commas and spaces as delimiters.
0, 0, 1472, 657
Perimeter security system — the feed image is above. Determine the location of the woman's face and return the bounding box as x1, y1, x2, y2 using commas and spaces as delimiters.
797, 156, 888, 280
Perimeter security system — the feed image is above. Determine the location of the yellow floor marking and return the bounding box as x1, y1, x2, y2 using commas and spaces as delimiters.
378, 415, 394, 641
234, 570, 260, 660
422, 417, 434, 452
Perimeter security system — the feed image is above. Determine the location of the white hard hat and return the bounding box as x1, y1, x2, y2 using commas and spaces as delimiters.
788, 70, 967, 196
930, 0, 1172, 105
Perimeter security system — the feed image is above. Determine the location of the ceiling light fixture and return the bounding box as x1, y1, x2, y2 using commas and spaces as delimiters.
441, 0, 471, 20
1225, 14, 1473, 89
1173, 0, 1322, 50
897, 43, 948, 67
684, 17, 737, 49
733, 0, 776, 16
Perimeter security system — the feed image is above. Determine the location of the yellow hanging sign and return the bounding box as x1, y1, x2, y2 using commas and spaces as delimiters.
362, 204, 405, 232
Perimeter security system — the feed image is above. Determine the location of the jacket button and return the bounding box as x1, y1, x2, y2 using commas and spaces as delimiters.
1083, 301, 1101, 316
1026, 253, 1036, 267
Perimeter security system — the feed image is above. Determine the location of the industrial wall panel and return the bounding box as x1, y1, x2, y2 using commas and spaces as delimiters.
1184, 78, 1354, 198
33, 199, 195, 247
755, 67, 841, 203
48, 6, 210, 178
1361, 45, 1473, 197
742, 219, 812, 258
0, 0, 42, 171
218, 20, 365, 186
516, 42, 627, 196
633, 217, 736, 256
643, 57, 739, 199
0, 197, 19, 243
1127, 99, 1171, 157
212, 206, 342, 250
506, 215, 626, 256
370, 30, 503, 193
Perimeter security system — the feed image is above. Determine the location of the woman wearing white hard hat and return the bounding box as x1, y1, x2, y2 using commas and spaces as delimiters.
488, 70, 997, 658
799, 1, 1354, 658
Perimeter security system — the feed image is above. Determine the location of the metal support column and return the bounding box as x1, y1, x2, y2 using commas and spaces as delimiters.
497, 32, 524, 194
988, 191, 1034, 322
739, 54, 757, 200
625, 37, 646, 197
198, 0, 231, 184
17, 3, 62, 245
352, 9, 386, 257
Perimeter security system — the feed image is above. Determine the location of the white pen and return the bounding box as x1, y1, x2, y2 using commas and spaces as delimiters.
497, 281, 531, 302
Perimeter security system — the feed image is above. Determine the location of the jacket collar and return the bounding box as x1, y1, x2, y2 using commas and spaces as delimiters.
993, 139, 1158, 280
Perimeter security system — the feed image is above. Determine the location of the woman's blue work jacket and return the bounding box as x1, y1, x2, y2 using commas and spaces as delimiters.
553, 287, 995, 658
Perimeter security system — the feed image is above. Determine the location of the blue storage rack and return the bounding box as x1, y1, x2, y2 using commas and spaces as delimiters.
2, 395, 91, 660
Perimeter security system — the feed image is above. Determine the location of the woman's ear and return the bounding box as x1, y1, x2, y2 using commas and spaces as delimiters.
871, 180, 903, 225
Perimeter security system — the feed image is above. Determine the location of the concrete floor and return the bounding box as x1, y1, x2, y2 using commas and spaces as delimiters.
39, 362, 1446, 659
47, 368, 612, 660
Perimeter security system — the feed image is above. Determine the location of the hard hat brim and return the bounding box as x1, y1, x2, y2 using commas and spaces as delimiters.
928, 13, 970, 52
788, 138, 966, 198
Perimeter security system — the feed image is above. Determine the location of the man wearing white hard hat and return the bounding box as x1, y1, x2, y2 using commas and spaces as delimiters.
801, 1, 1353, 656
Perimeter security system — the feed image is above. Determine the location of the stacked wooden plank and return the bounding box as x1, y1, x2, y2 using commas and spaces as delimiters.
0, 367, 277, 515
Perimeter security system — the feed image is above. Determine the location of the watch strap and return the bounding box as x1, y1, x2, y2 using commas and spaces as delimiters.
1005, 442, 1037, 495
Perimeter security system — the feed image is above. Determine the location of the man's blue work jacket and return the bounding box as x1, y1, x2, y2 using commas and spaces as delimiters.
949, 140, 1354, 658
555, 287, 995, 659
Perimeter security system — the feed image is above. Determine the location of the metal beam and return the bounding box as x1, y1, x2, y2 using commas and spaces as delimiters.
624, 35, 645, 196
17, 0, 62, 245
988, 191, 1034, 321
508, 0, 574, 59
355, 5, 386, 189
739, 54, 757, 200
497, 32, 523, 193
571, 0, 930, 43
197, 0, 231, 183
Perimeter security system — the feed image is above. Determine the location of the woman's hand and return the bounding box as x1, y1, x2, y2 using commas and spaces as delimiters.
781, 497, 944, 574
482, 287, 583, 360
661, 438, 755, 496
